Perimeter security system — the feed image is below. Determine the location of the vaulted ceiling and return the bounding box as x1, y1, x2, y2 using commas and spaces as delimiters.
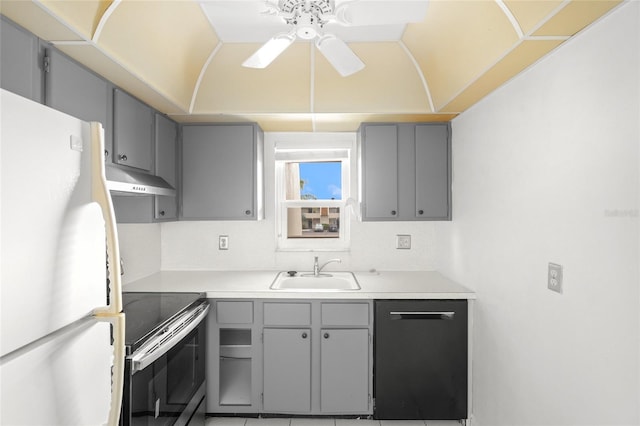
0, 0, 623, 131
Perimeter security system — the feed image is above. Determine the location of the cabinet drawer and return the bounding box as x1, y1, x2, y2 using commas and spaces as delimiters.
217, 301, 253, 324
264, 303, 311, 326
321, 303, 369, 326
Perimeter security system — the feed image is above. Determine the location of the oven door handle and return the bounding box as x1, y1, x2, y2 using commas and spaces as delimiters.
130, 303, 209, 373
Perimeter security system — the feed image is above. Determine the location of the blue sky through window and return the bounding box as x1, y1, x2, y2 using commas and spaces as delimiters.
299, 162, 341, 200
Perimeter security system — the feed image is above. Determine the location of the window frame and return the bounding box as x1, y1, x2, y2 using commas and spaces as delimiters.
274, 138, 355, 252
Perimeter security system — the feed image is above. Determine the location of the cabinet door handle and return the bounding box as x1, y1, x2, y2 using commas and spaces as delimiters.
390, 311, 455, 320
118, 154, 128, 161
301, 332, 308, 339
390, 210, 397, 216
159, 210, 165, 216
417, 209, 424, 215
324, 333, 330, 339
245, 210, 252, 216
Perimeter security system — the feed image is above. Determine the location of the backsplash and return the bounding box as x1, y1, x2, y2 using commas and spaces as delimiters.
117, 223, 161, 284
118, 217, 439, 285
160, 219, 439, 273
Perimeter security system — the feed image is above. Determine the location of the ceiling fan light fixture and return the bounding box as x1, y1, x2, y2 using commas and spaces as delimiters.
242, 0, 368, 76
295, 12, 321, 39
242, 33, 296, 68
315, 34, 365, 77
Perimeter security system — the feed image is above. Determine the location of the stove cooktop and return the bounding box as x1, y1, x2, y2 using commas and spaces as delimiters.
122, 292, 204, 354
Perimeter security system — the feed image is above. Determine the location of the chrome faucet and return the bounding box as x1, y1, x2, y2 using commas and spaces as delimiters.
313, 256, 342, 277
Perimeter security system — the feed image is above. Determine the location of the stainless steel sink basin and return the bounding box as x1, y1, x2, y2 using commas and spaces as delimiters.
270, 271, 361, 291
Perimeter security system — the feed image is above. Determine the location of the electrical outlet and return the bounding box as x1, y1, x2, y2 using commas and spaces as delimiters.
396, 234, 411, 249
219, 235, 229, 250
548, 262, 563, 293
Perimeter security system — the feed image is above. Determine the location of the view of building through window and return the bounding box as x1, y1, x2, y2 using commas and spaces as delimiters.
285, 161, 341, 239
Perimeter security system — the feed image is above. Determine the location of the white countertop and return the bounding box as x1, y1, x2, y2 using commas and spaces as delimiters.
123, 270, 475, 299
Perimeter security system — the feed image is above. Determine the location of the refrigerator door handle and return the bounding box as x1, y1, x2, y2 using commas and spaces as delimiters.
96, 313, 125, 426
89, 122, 123, 315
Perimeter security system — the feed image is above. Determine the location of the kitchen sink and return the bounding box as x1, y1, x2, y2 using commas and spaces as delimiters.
270, 271, 361, 291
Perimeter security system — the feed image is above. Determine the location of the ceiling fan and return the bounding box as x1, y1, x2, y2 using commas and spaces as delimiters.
242, 0, 427, 77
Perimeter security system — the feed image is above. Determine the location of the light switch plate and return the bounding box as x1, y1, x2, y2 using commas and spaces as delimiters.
396, 234, 411, 249
219, 235, 229, 250
548, 262, 563, 293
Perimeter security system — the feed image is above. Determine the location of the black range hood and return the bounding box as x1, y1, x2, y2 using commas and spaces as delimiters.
105, 165, 176, 196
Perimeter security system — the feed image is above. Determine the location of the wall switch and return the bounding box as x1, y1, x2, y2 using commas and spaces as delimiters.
396, 234, 411, 249
219, 235, 229, 250
548, 262, 563, 293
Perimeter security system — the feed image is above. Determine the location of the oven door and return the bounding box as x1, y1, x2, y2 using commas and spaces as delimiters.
122, 305, 207, 426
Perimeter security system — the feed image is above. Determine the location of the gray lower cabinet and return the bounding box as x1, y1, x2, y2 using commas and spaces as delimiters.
0, 16, 43, 104
207, 300, 262, 413
181, 124, 264, 220
261, 300, 372, 415
263, 328, 312, 413
207, 299, 372, 416
320, 328, 370, 413
360, 123, 451, 221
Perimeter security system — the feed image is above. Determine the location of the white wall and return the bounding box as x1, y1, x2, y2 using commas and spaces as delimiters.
437, 2, 640, 425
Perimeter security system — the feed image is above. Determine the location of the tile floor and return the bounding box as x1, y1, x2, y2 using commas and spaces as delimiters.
206, 418, 462, 426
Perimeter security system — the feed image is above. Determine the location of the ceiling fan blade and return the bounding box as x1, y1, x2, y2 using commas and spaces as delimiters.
315, 34, 364, 77
242, 33, 295, 69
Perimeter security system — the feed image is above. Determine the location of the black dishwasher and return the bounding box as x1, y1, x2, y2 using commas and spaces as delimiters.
374, 300, 467, 420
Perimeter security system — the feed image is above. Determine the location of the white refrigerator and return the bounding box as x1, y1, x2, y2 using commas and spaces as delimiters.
0, 89, 125, 425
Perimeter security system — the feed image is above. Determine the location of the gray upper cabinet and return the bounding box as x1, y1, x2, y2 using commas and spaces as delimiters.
154, 114, 178, 220
360, 122, 451, 221
112, 114, 180, 224
361, 125, 399, 219
415, 124, 450, 219
182, 124, 263, 220
44, 48, 112, 160
0, 17, 43, 103
113, 89, 153, 171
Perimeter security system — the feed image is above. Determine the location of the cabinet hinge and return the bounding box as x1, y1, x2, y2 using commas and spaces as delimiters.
43, 55, 50, 73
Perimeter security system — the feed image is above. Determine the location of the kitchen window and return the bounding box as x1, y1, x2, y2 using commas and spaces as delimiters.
275, 138, 354, 251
